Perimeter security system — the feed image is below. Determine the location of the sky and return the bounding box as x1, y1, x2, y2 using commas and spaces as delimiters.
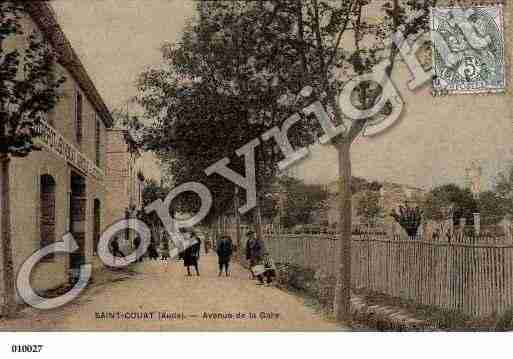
51, 0, 195, 111
50, 0, 196, 181
49, 1, 512, 191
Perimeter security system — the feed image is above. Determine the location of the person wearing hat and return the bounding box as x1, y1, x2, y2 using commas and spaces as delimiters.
245, 230, 265, 284
216, 235, 233, 276
182, 230, 201, 276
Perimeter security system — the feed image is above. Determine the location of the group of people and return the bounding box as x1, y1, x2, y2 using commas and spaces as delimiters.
214, 230, 276, 285
109, 228, 275, 284
173, 229, 235, 277
245, 230, 276, 285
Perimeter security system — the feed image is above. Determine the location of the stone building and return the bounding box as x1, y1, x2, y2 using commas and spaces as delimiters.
104, 128, 145, 236
0, 3, 113, 305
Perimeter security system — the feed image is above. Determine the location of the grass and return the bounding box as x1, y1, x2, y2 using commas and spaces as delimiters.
354, 288, 513, 331
277, 263, 513, 331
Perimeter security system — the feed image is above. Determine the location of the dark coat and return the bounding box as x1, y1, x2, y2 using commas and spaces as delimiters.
148, 241, 159, 259
216, 238, 233, 259
183, 238, 201, 267
245, 238, 265, 261
111, 239, 120, 251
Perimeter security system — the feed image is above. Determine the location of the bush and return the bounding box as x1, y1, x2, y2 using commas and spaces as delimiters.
495, 308, 513, 331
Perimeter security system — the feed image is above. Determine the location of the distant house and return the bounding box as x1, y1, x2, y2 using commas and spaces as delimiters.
104, 128, 145, 231
320, 179, 425, 230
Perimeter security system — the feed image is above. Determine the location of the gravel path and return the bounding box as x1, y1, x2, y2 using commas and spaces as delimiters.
0, 253, 345, 331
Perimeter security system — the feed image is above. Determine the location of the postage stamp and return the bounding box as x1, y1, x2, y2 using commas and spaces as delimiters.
431, 5, 506, 94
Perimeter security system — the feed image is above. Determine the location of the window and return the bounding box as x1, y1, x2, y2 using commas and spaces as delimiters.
75, 90, 83, 143
40, 175, 56, 262
95, 116, 101, 167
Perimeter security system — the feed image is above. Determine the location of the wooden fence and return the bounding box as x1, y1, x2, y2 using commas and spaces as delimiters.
265, 234, 513, 317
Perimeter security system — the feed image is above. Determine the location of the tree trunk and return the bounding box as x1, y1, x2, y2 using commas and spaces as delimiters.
334, 141, 352, 321
254, 197, 263, 242
217, 215, 222, 237
1, 154, 16, 317
234, 188, 241, 256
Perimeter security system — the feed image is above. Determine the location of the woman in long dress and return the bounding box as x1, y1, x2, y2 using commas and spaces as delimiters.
183, 232, 201, 276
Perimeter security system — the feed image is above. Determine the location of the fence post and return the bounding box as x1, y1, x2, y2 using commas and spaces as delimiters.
501, 215, 511, 242
473, 213, 480, 236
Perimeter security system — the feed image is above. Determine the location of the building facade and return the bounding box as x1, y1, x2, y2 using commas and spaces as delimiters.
0, 3, 113, 304
104, 128, 145, 234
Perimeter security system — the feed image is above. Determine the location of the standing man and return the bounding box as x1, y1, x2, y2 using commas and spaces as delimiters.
245, 230, 265, 285
216, 235, 233, 276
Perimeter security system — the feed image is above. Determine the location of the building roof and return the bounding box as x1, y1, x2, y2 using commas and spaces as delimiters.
24, 2, 114, 128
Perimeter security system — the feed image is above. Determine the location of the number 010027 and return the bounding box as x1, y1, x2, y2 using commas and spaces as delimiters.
11, 345, 43, 353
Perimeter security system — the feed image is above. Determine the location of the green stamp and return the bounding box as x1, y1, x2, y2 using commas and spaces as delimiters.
431, 6, 506, 95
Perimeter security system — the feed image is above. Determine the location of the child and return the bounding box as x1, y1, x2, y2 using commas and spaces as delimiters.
262, 253, 276, 285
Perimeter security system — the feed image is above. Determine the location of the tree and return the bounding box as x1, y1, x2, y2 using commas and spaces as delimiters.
278, 176, 328, 228
390, 203, 422, 239
496, 164, 513, 216
238, 0, 435, 320
139, 179, 170, 244
135, 0, 437, 321
134, 2, 317, 238
351, 177, 382, 194
423, 184, 478, 225
356, 190, 383, 227
0, 2, 65, 316
478, 190, 507, 226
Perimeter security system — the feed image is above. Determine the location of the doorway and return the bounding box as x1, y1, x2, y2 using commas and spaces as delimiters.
69, 172, 86, 283
93, 199, 101, 255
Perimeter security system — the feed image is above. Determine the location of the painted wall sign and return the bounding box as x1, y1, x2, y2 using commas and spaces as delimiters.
35, 120, 104, 180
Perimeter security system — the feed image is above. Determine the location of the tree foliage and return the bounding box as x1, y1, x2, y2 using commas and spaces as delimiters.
132, 0, 439, 320
478, 190, 508, 225
0, 1, 65, 317
133, 0, 437, 211
356, 190, 383, 226
278, 176, 328, 228
351, 176, 382, 194
0, 2, 66, 157
139, 179, 170, 230
496, 164, 513, 216
423, 184, 478, 225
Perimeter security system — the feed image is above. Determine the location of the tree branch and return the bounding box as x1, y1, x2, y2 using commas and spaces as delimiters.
325, 0, 357, 70
312, 0, 326, 77
296, 0, 308, 75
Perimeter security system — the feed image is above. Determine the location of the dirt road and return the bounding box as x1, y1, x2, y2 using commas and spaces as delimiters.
0, 253, 345, 331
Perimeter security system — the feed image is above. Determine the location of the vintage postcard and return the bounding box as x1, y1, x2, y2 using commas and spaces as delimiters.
1, 0, 513, 346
